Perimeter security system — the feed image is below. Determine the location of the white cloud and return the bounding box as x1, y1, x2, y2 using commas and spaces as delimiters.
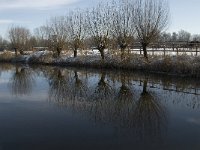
0, 19, 14, 24
0, 19, 31, 24
0, 0, 78, 10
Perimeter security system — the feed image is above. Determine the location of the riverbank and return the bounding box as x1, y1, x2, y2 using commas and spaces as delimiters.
0, 50, 200, 78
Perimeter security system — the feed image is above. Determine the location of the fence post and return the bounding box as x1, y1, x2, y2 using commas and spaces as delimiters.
152, 45, 154, 55
196, 45, 198, 56
164, 45, 166, 56
177, 48, 179, 55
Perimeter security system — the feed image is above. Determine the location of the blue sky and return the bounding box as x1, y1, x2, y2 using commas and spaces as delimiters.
0, 0, 199, 38
169, 0, 200, 34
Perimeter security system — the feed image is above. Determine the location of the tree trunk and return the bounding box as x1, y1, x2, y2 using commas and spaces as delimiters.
142, 44, 148, 59
20, 49, 24, 55
74, 49, 78, 58
74, 71, 78, 82
142, 79, 148, 94
57, 47, 61, 57
99, 49, 105, 60
57, 69, 62, 79
14, 48, 17, 56
99, 72, 106, 86
121, 48, 125, 60
15, 66, 19, 74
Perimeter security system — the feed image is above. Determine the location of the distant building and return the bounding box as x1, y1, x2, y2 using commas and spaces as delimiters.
32, 47, 48, 51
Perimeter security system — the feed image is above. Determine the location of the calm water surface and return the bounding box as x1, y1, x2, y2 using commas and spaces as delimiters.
0, 64, 200, 150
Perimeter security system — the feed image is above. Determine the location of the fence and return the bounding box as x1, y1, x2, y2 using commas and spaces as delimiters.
130, 41, 200, 56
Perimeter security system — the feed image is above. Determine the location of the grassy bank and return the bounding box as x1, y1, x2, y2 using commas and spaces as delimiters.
0, 50, 200, 78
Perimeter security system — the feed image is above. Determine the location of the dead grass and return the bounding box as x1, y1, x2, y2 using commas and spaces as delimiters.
28, 52, 54, 64
0, 51, 15, 62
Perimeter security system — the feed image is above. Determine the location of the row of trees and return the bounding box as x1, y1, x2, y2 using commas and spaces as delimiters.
2, 0, 200, 59
3, 28, 199, 54
160, 30, 200, 43
2, 0, 169, 60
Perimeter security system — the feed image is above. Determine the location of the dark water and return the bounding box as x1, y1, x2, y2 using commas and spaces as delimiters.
0, 64, 200, 150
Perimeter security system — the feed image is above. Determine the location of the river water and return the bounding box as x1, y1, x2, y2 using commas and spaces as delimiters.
0, 64, 200, 150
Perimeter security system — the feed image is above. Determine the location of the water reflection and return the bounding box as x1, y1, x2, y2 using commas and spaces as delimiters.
47, 69, 167, 141
92, 72, 113, 101
133, 78, 167, 142
9, 65, 35, 96
89, 72, 115, 123
72, 70, 88, 98
113, 73, 136, 127
48, 68, 70, 102
0, 64, 200, 149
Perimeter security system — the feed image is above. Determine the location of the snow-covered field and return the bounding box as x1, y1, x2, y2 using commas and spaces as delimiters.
130, 48, 200, 56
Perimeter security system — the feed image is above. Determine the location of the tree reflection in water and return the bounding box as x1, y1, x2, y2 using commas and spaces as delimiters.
133, 78, 167, 142
113, 73, 136, 127
48, 68, 70, 103
93, 72, 113, 101
48, 69, 167, 142
48, 68, 89, 111
72, 70, 88, 98
9, 65, 35, 96
90, 72, 114, 122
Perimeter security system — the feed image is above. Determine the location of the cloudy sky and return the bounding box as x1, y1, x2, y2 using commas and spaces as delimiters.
0, 0, 200, 38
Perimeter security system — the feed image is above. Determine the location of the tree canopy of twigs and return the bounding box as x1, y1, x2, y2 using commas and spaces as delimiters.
134, 0, 169, 59
8, 26, 31, 55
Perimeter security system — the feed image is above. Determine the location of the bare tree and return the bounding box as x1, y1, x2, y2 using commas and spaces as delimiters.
86, 3, 112, 60
34, 26, 50, 48
171, 32, 178, 42
192, 34, 200, 42
27, 36, 37, 51
8, 26, 31, 55
159, 32, 171, 42
67, 9, 86, 57
46, 16, 68, 57
134, 0, 169, 59
177, 30, 191, 41
112, 0, 135, 59
0, 36, 8, 51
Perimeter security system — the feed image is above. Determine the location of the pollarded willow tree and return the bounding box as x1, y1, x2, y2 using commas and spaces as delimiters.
86, 3, 112, 60
46, 16, 68, 57
134, 0, 169, 59
67, 9, 86, 58
111, 0, 135, 59
8, 26, 31, 55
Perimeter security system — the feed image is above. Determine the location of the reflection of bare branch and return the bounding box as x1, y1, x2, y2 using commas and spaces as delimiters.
9, 66, 35, 96
48, 69, 89, 110
92, 72, 113, 101
72, 71, 88, 98
133, 79, 167, 142
117, 74, 135, 103
88, 72, 114, 122
0, 64, 14, 71
48, 68, 70, 103
113, 75, 136, 127
44, 68, 170, 143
